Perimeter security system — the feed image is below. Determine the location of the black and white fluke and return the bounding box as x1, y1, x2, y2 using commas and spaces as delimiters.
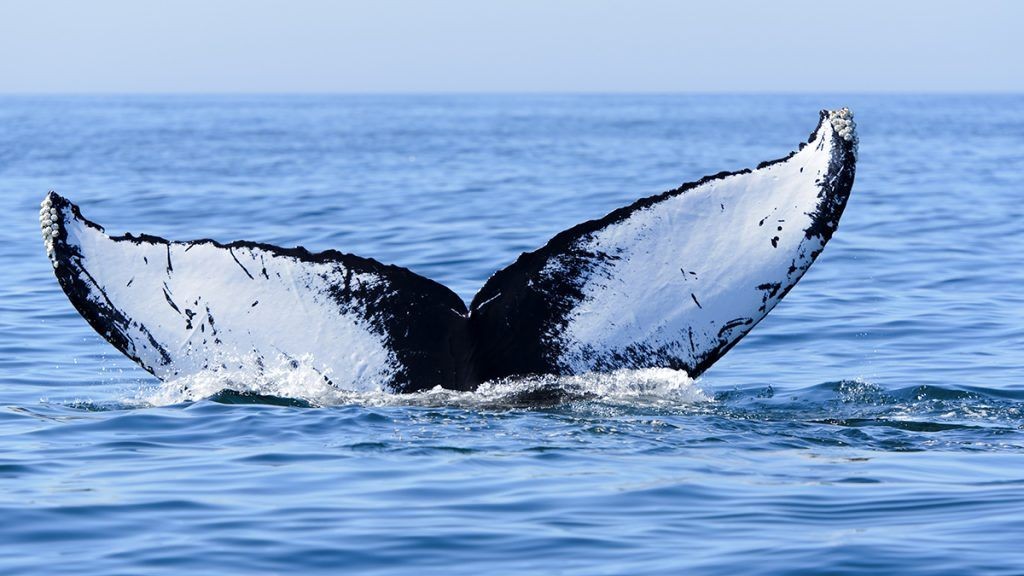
40, 109, 857, 393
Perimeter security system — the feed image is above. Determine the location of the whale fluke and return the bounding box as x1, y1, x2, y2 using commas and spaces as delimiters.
40, 109, 857, 393
39, 194, 472, 392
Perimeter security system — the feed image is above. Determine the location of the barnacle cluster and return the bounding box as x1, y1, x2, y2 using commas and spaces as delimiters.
828, 107, 857, 144
39, 194, 60, 267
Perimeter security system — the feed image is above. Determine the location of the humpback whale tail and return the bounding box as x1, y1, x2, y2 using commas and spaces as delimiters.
40, 109, 857, 393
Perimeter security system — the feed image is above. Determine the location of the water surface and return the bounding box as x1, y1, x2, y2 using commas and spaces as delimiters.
1, 95, 1023, 574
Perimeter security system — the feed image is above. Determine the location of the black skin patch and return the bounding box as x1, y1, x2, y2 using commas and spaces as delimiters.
718, 318, 753, 338
43, 110, 856, 392
756, 282, 782, 313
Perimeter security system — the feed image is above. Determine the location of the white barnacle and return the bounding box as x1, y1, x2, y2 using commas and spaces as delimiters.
40, 197, 61, 262
827, 107, 858, 146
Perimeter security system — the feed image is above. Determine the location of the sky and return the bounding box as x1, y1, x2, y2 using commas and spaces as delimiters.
0, 0, 1021, 93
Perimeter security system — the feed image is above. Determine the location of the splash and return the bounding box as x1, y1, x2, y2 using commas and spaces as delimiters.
132, 357, 709, 409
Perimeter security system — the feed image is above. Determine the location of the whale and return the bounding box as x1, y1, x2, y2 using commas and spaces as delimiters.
39, 108, 857, 393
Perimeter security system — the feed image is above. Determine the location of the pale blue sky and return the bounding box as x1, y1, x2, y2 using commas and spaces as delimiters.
1, 0, 1020, 93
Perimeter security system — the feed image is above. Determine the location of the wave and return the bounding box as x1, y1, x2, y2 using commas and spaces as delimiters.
91, 358, 1022, 449
47, 367, 1023, 454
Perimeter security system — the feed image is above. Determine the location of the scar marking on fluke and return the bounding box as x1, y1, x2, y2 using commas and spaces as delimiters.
163, 286, 181, 314
229, 248, 255, 280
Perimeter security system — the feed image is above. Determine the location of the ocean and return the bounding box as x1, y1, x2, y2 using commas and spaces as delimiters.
1, 94, 1022, 574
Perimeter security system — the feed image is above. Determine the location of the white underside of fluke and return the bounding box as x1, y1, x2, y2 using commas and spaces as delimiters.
41, 195, 399, 390
541, 114, 846, 373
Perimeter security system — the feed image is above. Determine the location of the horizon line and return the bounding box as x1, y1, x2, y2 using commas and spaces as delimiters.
1, 90, 1022, 97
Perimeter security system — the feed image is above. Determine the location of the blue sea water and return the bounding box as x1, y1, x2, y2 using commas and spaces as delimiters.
1, 94, 1023, 575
